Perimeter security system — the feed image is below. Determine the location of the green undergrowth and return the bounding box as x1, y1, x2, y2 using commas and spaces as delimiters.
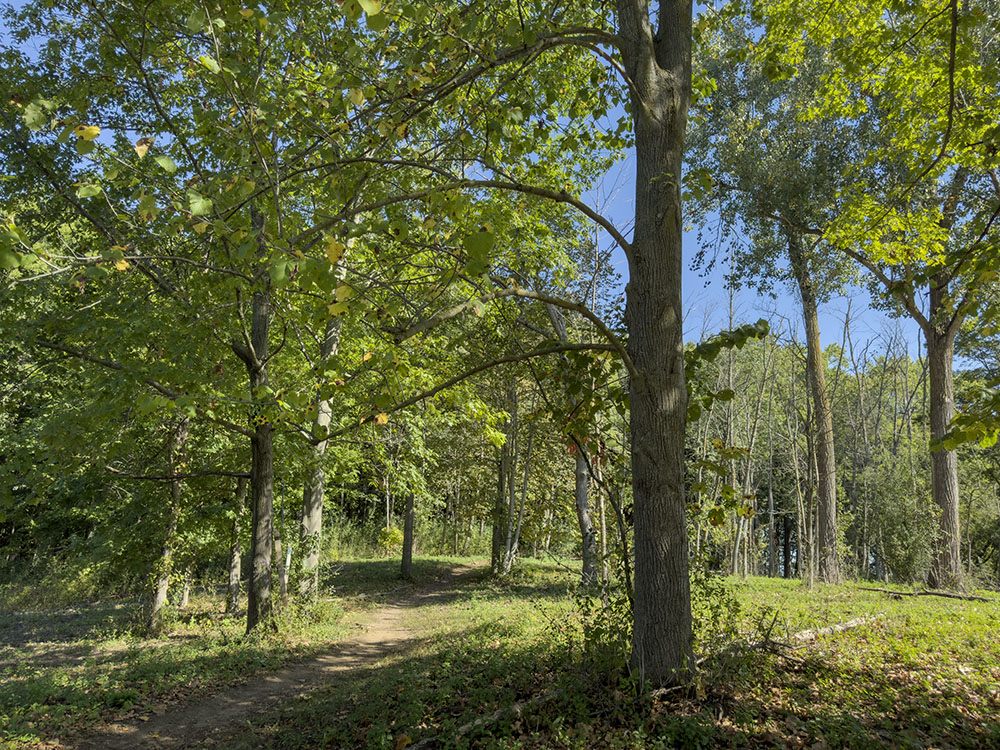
4, 562, 999, 749
0, 557, 458, 747
215, 566, 1000, 750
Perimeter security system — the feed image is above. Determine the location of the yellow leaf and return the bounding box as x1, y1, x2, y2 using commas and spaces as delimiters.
334, 283, 354, 302
134, 136, 154, 158
349, 88, 365, 107
193, 222, 209, 235
75, 125, 101, 141
325, 238, 346, 266
114, 259, 130, 271
361, 351, 373, 362
375, 413, 389, 426
328, 301, 349, 316
239, 8, 254, 17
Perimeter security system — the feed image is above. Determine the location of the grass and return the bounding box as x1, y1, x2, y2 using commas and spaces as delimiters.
214, 568, 1000, 750
3, 561, 999, 748
0, 557, 455, 748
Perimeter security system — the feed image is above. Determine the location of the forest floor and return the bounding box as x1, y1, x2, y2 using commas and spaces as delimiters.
3, 559, 1000, 749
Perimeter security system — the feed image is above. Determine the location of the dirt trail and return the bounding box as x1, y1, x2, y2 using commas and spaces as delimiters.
72, 565, 477, 749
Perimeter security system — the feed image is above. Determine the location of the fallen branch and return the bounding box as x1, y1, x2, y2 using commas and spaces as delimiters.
788, 615, 882, 643
856, 586, 995, 603
698, 614, 884, 669
409, 689, 564, 749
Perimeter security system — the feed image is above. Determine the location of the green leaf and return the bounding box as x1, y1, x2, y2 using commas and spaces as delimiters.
462, 230, 495, 275
199, 55, 221, 74
366, 11, 391, 31
357, 0, 382, 15
269, 260, 289, 285
185, 9, 207, 32
22, 101, 47, 130
76, 184, 102, 199
0, 249, 21, 269
187, 190, 213, 216
154, 155, 177, 174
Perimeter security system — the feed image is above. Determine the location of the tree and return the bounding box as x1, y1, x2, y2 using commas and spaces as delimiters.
760, 0, 999, 588
4, 0, 699, 682
687, 11, 862, 582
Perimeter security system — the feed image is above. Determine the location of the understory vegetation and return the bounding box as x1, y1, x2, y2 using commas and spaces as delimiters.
3, 559, 999, 749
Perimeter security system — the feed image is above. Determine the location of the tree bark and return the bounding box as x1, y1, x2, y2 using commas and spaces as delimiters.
787, 231, 839, 583
401, 492, 415, 580
179, 564, 192, 608
617, 0, 694, 684
226, 476, 246, 615
574, 452, 599, 584
147, 418, 189, 634
299, 311, 345, 597
491, 447, 506, 575
926, 319, 961, 589
233, 209, 274, 634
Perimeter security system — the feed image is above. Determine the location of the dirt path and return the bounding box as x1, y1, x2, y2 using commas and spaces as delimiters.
72, 564, 477, 749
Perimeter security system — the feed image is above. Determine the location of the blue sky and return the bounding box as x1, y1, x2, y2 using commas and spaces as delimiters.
592, 151, 924, 356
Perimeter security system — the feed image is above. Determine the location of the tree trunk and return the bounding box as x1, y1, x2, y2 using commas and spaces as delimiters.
617, 0, 694, 685
788, 232, 839, 583
782, 514, 792, 579
179, 564, 192, 608
926, 323, 961, 589
148, 418, 189, 634
575, 452, 599, 584
401, 493, 415, 580
226, 476, 246, 615
233, 209, 274, 634
300, 313, 345, 597
274, 505, 287, 608
491, 448, 506, 575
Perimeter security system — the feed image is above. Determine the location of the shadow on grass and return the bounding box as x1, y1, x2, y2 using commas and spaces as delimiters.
0, 602, 136, 648
213, 616, 1000, 750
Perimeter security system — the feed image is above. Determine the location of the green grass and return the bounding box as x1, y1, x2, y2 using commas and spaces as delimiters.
0, 557, 457, 747
214, 568, 1000, 750
4, 562, 1000, 749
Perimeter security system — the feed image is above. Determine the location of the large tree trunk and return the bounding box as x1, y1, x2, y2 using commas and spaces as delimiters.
574, 452, 599, 584
300, 312, 346, 597
926, 321, 961, 589
617, 0, 694, 685
226, 476, 247, 615
788, 232, 840, 583
401, 493, 415, 580
148, 418, 189, 633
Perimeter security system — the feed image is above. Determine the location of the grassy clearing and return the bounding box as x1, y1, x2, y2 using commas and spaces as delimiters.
215, 566, 1000, 750
0, 557, 454, 747
4, 561, 999, 749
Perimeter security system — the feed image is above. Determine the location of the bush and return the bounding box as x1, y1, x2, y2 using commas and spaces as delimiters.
376, 526, 404, 557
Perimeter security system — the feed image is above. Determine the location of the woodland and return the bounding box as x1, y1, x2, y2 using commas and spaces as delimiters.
1, 0, 999, 748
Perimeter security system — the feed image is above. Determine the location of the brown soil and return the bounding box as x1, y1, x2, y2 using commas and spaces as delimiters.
70, 564, 478, 749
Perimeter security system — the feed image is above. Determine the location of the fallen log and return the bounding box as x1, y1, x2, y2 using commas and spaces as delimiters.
856, 586, 995, 603
788, 615, 882, 643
